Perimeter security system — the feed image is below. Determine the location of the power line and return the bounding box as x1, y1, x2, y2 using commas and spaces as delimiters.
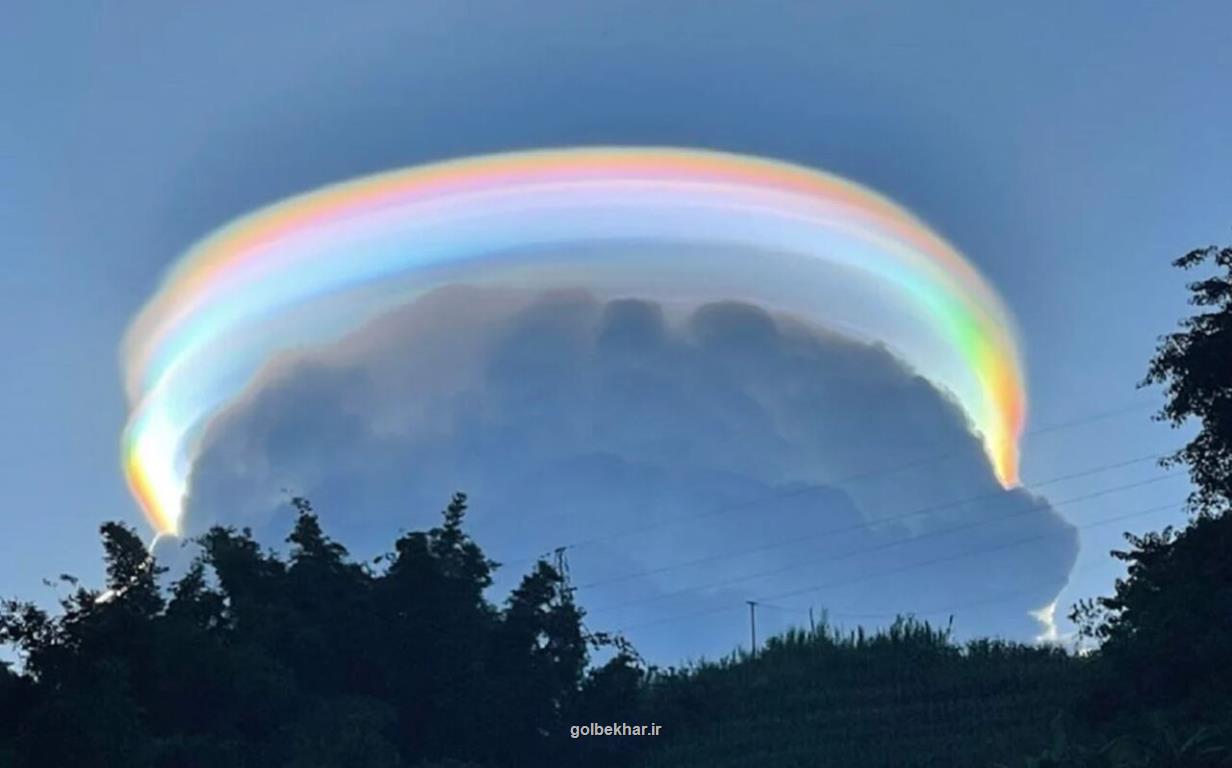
754, 600, 806, 617
760, 501, 1182, 606
573, 451, 1167, 592
585, 470, 1182, 617
615, 500, 1183, 634
499, 399, 1159, 569
814, 558, 1115, 622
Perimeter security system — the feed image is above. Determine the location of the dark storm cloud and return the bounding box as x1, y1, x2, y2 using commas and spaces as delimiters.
186, 287, 1077, 661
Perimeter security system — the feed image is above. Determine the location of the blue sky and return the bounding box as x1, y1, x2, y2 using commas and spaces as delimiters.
2, 2, 1229, 652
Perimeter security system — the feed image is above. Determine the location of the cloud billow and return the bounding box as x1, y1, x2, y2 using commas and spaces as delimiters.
185, 287, 1076, 661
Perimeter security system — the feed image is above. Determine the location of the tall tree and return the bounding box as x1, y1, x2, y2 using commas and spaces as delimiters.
1142, 243, 1232, 515
1073, 242, 1232, 722
284, 496, 379, 698
377, 492, 498, 763
490, 559, 589, 766
0, 661, 28, 766
0, 524, 164, 768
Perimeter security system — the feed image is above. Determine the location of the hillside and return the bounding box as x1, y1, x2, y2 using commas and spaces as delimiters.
625, 622, 1083, 768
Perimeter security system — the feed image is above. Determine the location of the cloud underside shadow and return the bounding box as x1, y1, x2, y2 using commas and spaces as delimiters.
184, 286, 1076, 659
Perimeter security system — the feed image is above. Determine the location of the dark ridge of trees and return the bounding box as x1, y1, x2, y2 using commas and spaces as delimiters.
0, 479, 1229, 767
2, 482, 1228, 768
0, 508, 1103, 768
0, 493, 643, 768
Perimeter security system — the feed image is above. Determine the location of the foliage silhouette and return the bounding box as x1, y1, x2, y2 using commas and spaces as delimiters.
1067, 241, 1232, 734
0, 493, 619, 767
1142, 244, 1232, 516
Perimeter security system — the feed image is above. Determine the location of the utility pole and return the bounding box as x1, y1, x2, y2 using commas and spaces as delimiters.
553, 546, 573, 607
809, 607, 816, 634
747, 600, 758, 656
553, 546, 571, 583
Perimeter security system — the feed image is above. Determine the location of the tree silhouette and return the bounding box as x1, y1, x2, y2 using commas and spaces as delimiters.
1068, 240, 1232, 737
0, 494, 628, 767
1142, 244, 1232, 516
489, 559, 589, 765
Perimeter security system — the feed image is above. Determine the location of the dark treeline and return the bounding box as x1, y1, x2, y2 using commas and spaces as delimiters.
0, 493, 651, 768
2, 246, 1230, 767
1, 493, 1230, 767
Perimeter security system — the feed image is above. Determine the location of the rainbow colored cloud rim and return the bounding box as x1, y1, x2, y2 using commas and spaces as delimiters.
121, 147, 1026, 535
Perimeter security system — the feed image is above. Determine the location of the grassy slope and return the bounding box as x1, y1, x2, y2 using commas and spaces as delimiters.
633, 622, 1083, 768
